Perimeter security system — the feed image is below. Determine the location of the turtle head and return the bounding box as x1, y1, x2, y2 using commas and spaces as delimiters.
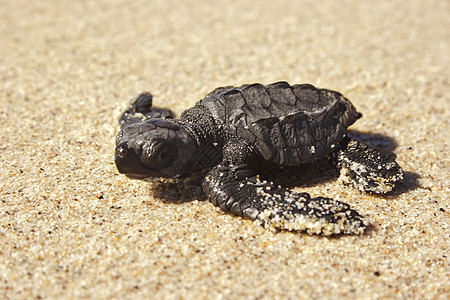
115, 119, 199, 179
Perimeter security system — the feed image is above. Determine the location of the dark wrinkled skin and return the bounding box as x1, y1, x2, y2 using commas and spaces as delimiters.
115, 82, 403, 235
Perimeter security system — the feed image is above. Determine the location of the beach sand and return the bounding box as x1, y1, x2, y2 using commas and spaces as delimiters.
1, 0, 448, 298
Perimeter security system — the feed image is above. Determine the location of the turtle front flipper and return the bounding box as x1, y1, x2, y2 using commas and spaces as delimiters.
119, 93, 174, 129
202, 138, 368, 235
329, 138, 404, 194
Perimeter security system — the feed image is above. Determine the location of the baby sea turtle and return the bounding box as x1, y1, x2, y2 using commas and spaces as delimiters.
115, 82, 403, 235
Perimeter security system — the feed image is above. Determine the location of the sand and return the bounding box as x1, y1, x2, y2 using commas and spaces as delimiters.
1, 0, 448, 299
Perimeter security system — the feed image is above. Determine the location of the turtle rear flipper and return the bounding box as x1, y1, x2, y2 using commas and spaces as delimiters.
203, 139, 368, 235
332, 138, 404, 194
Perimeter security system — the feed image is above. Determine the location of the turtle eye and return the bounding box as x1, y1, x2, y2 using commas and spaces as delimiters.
142, 142, 176, 169
115, 143, 130, 159
157, 146, 170, 162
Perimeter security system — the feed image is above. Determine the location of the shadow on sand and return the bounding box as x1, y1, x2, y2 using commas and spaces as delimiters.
147, 130, 420, 203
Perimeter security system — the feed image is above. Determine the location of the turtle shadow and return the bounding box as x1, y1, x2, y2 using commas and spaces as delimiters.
348, 130, 421, 195
262, 130, 403, 190
347, 130, 398, 152
150, 171, 208, 204
261, 160, 338, 190
148, 130, 419, 202
265, 161, 420, 198
149, 162, 335, 204
263, 130, 420, 195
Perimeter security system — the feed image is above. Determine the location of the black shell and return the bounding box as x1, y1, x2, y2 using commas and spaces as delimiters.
199, 81, 360, 165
